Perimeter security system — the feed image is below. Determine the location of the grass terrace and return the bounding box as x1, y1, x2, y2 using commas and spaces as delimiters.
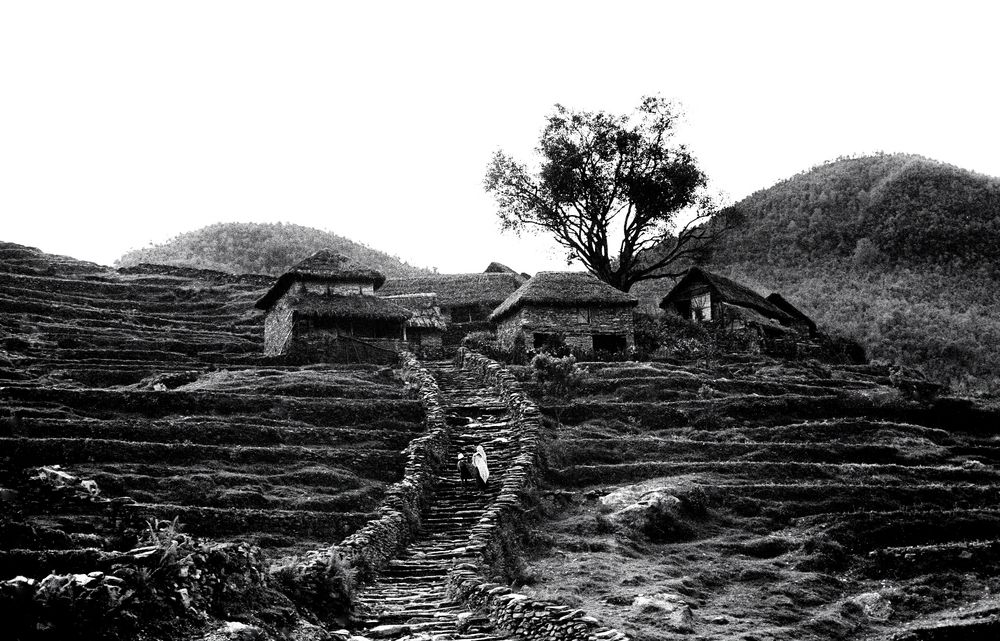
512, 357, 1000, 641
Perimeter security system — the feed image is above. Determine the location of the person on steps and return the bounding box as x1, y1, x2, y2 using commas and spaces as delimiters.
472, 445, 489, 491
457, 453, 475, 490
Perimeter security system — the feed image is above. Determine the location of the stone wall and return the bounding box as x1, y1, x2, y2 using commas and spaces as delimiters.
263, 297, 294, 356
497, 306, 634, 353
447, 348, 628, 641
270, 352, 450, 612
300, 280, 375, 296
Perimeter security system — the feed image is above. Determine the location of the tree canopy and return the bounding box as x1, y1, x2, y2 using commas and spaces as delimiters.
484, 97, 722, 291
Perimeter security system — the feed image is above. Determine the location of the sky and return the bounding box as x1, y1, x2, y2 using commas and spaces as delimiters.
2, 1, 999, 273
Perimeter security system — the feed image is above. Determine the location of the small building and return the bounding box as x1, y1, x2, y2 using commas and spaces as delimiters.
490, 271, 637, 354
659, 267, 798, 335
378, 272, 525, 324
382, 293, 447, 354
254, 249, 412, 362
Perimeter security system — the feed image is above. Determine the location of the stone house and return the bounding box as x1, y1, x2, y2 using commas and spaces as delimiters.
254, 249, 413, 362
658, 267, 809, 335
381, 293, 447, 354
490, 271, 638, 354
378, 271, 525, 324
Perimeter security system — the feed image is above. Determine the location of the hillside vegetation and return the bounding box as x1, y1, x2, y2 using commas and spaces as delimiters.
697, 154, 1000, 391
116, 222, 431, 277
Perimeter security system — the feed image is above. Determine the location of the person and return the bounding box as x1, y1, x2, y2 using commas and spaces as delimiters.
457, 453, 475, 491
471, 445, 489, 491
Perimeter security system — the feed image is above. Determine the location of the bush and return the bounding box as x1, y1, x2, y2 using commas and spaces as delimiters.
271, 547, 356, 623
531, 353, 584, 401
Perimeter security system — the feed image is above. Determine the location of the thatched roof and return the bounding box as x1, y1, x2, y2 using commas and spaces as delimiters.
288, 293, 412, 321
382, 293, 447, 330
490, 272, 637, 322
255, 249, 386, 310
721, 303, 792, 334
766, 293, 817, 333
660, 267, 792, 322
378, 273, 525, 308
484, 261, 519, 275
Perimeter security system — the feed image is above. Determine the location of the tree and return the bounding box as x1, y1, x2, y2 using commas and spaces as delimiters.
484, 96, 729, 292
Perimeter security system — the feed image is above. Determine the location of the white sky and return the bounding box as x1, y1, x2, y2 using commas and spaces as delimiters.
2, 1, 999, 273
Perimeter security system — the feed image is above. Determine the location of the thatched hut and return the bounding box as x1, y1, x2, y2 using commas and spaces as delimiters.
382, 293, 447, 354
490, 272, 637, 354
658, 267, 796, 335
378, 272, 525, 324
255, 249, 412, 361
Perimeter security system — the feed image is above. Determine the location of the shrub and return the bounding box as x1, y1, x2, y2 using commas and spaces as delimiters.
270, 547, 355, 623
531, 353, 583, 401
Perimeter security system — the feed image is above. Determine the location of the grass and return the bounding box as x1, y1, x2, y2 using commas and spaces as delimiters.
520, 357, 1000, 640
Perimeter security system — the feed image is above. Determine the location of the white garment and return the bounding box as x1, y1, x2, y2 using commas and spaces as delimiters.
472, 445, 490, 484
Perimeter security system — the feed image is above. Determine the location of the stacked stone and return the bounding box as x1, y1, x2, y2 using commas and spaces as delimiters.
271, 352, 451, 605
447, 348, 628, 641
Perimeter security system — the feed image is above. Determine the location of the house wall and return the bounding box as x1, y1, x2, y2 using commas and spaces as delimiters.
496, 305, 634, 352
665, 280, 718, 320
263, 295, 294, 355
263, 288, 404, 362
299, 280, 374, 296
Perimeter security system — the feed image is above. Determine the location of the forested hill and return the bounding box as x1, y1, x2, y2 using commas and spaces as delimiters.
699, 154, 1000, 392
115, 222, 432, 277
713, 153, 1000, 269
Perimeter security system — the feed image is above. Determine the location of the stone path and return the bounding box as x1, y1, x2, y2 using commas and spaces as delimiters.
352, 361, 516, 640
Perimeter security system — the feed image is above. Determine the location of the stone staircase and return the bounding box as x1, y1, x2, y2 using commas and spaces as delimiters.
352, 361, 517, 640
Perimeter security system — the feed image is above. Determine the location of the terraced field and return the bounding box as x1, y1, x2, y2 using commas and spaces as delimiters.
0, 241, 419, 580
515, 359, 1000, 640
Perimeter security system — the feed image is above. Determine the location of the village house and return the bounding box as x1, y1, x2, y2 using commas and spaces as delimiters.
381, 293, 447, 355
490, 271, 638, 354
659, 267, 813, 336
378, 270, 525, 324
255, 249, 413, 362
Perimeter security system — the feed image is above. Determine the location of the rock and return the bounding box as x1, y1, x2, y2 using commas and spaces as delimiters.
851, 591, 893, 622
367, 624, 409, 638
601, 483, 681, 517
632, 593, 695, 632
198, 621, 268, 641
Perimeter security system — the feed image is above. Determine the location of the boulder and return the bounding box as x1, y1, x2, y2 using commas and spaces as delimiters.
600, 482, 681, 515
851, 591, 893, 622
631, 593, 695, 632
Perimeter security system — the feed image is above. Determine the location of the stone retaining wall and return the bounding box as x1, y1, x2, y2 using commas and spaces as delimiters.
271, 351, 450, 614
447, 348, 628, 641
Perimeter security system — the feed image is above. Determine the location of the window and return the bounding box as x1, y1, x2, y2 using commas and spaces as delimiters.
691, 293, 712, 321
576, 307, 591, 323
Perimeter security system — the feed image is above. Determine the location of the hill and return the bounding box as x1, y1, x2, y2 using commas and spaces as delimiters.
715, 153, 1000, 269
115, 222, 432, 277
689, 154, 1000, 391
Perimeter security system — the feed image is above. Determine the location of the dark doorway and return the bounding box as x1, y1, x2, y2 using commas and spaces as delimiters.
533, 333, 554, 349
593, 334, 627, 353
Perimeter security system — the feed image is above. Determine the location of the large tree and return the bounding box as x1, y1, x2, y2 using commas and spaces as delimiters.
485, 96, 728, 291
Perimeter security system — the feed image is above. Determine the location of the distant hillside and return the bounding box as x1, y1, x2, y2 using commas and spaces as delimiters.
715, 153, 1000, 269
700, 154, 1000, 392
115, 222, 432, 277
